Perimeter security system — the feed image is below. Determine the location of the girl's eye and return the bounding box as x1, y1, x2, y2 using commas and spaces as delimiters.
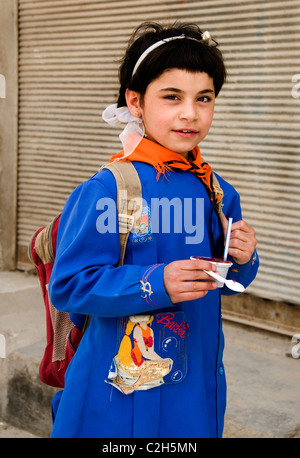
198, 96, 211, 103
163, 95, 212, 102
163, 95, 179, 100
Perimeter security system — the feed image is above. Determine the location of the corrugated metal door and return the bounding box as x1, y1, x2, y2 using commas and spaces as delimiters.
18, 0, 300, 305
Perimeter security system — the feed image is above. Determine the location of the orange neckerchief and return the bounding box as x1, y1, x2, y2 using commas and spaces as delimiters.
110, 137, 218, 203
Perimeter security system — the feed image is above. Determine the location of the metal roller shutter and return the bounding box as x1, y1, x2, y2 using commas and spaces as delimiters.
18, 0, 300, 305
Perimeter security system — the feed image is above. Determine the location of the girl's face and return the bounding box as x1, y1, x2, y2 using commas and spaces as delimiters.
127, 69, 215, 158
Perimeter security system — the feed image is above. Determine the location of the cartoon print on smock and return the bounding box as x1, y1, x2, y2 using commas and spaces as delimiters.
106, 312, 189, 394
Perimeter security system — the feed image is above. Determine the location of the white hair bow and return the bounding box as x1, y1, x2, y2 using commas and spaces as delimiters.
102, 103, 145, 157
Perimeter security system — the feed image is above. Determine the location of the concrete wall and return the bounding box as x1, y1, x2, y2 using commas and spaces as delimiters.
0, 0, 18, 270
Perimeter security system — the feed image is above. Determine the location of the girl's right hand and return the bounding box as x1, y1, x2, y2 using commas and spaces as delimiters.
163, 259, 218, 304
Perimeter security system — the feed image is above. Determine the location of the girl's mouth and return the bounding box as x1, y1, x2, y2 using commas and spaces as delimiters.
174, 129, 198, 138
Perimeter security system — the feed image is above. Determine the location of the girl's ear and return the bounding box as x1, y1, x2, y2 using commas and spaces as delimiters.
125, 89, 142, 117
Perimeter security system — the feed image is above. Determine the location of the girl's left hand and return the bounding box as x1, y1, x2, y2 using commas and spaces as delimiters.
222, 215, 257, 265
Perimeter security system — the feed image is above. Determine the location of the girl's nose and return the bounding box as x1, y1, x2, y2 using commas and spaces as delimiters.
178, 102, 198, 121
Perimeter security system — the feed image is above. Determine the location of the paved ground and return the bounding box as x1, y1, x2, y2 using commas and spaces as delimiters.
0, 270, 299, 439
222, 323, 300, 438
0, 420, 38, 438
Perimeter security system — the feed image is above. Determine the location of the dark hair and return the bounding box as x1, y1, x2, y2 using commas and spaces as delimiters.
117, 22, 227, 107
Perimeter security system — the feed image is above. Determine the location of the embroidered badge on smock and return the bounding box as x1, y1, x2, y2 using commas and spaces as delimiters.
131, 205, 153, 243
140, 280, 153, 300
139, 265, 158, 304
105, 312, 189, 395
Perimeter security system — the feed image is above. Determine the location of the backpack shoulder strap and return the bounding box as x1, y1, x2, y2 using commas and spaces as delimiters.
32, 214, 61, 265
212, 172, 224, 220
102, 161, 143, 266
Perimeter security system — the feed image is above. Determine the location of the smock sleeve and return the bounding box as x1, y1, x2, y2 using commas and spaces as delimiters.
48, 175, 173, 318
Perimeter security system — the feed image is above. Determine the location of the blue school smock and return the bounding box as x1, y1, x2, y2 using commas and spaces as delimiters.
49, 158, 259, 438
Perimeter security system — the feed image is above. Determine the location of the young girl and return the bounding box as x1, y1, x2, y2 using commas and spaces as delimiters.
49, 22, 258, 438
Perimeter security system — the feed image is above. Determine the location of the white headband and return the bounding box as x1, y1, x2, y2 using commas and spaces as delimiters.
132, 31, 213, 76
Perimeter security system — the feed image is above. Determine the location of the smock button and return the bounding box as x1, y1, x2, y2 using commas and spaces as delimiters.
218, 366, 224, 375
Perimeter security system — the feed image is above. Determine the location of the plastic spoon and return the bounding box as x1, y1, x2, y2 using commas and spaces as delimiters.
204, 270, 245, 293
